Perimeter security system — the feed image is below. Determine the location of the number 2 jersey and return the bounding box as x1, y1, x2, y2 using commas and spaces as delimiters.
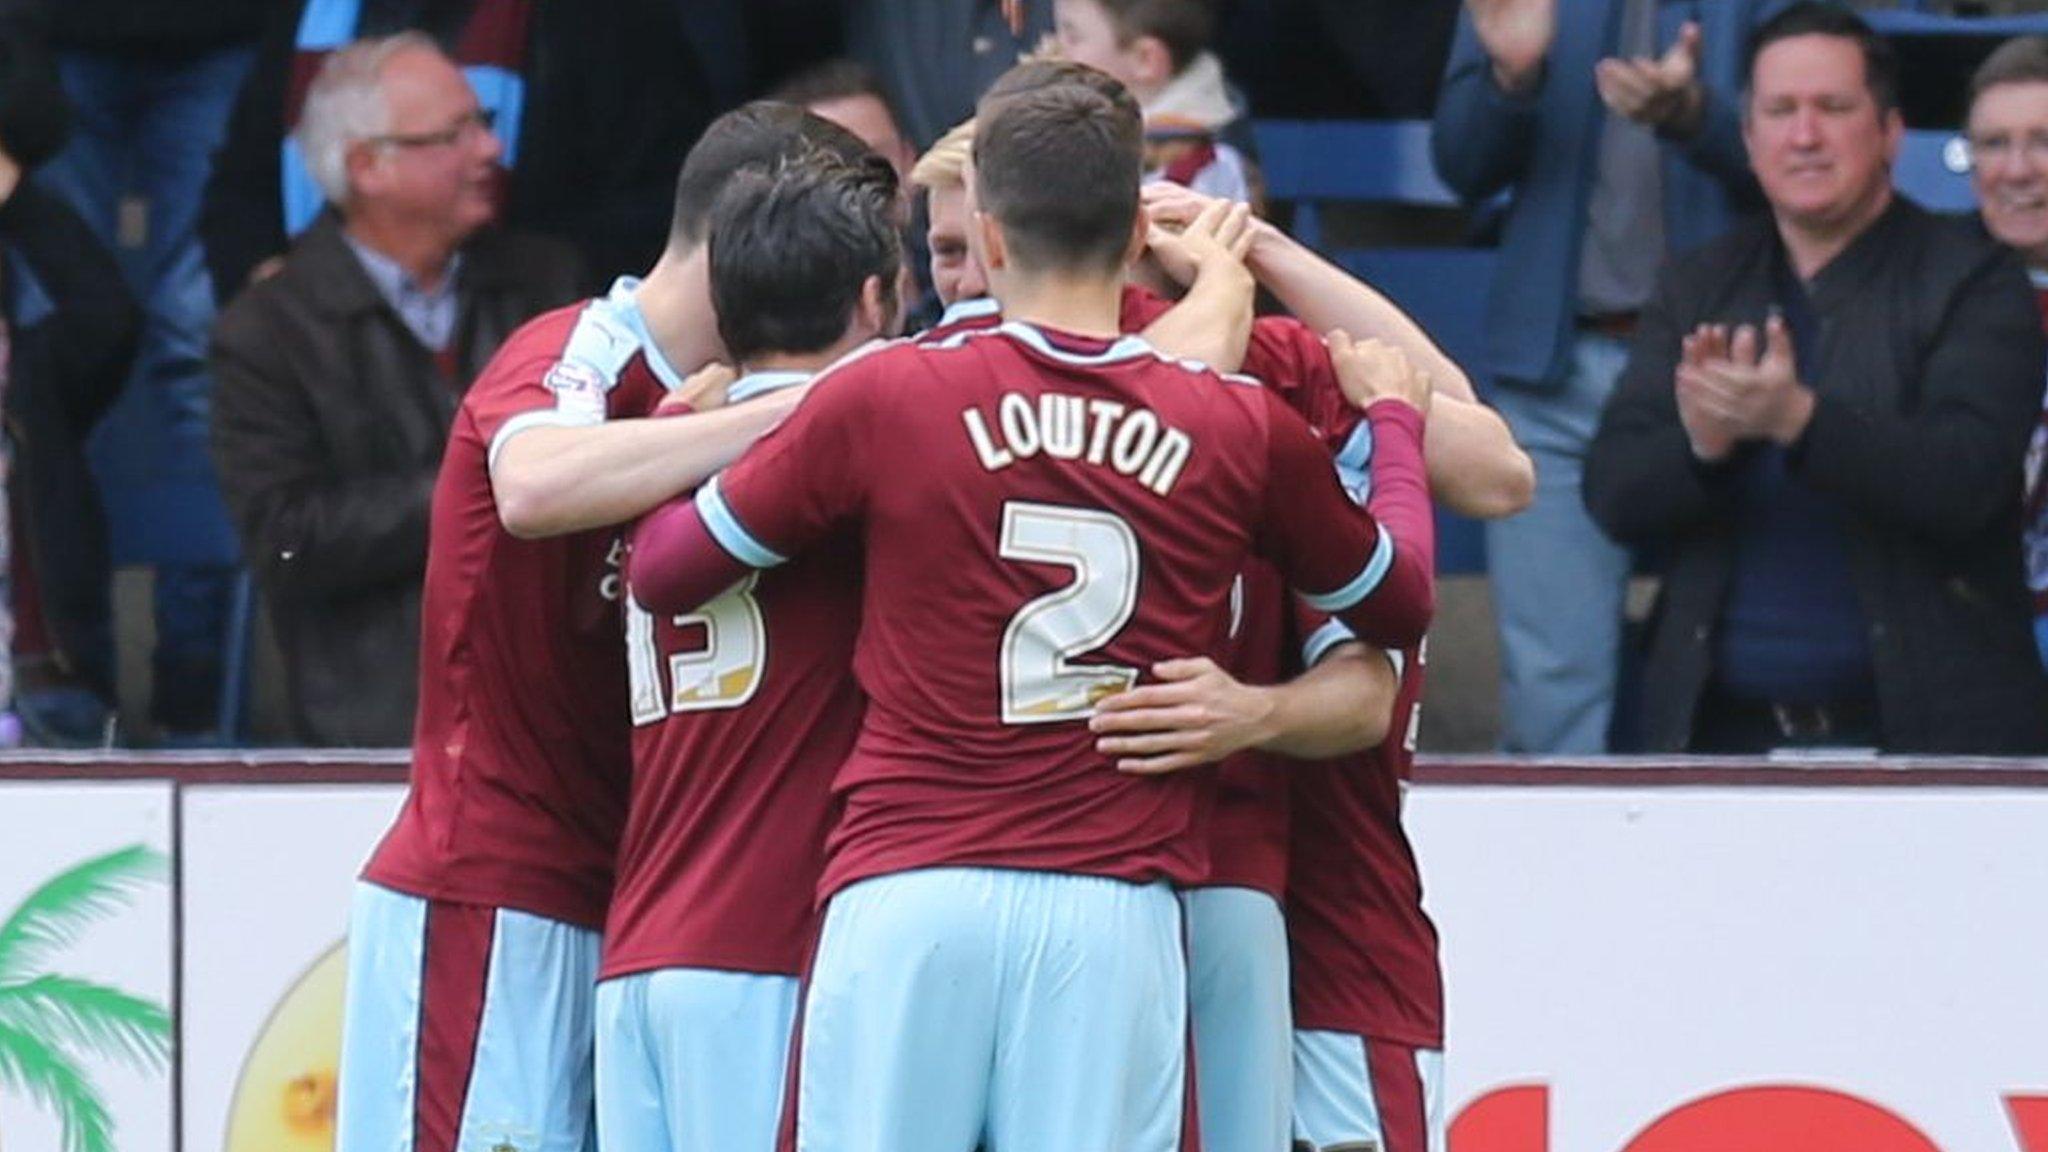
363, 279, 676, 929
686, 320, 1435, 901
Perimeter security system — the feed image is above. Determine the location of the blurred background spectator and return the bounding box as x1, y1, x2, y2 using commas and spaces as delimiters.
1584, 4, 2048, 754
1053, 0, 1258, 202
200, 0, 714, 302
768, 58, 926, 326
844, 0, 1053, 150
1963, 35, 2048, 669
0, 19, 138, 746
210, 35, 579, 746
1431, 0, 1785, 754
9, 0, 259, 741
769, 58, 917, 181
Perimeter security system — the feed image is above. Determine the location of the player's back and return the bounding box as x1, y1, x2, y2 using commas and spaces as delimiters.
606, 382, 863, 980
817, 321, 1292, 897
366, 297, 663, 930
1287, 647, 1442, 1048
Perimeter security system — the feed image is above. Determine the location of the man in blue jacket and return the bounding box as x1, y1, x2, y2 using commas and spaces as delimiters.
1432, 0, 1787, 752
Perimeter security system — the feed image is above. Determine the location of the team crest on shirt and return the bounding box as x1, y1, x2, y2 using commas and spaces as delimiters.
544, 358, 610, 421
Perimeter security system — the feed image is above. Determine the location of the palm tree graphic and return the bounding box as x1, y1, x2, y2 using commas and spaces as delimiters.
0, 845, 171, 1152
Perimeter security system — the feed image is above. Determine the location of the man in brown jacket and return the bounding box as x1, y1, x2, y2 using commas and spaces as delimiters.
211, 34, 578, 745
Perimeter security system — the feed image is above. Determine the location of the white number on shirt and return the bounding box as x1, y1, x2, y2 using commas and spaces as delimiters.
626, 573, 766, 725
997, 502, 1141, 724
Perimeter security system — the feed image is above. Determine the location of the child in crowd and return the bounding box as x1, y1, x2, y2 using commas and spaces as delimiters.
1053, 0, 1259, 204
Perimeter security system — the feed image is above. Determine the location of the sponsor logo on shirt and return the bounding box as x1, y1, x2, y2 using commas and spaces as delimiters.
545, 359, 610, 422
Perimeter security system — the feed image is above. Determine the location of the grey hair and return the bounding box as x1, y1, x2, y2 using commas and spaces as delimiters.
293, 32, 440, 206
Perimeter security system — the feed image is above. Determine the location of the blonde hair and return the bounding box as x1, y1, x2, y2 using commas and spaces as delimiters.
910, 119, 975, 191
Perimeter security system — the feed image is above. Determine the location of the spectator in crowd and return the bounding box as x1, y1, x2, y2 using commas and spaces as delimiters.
0, 21, 139, 745
1584, 4, 2048, 754
769, 58, 917, 181
15, 0, 263, 741
202, 0, 712, 304
210, 35, 580, 746
1053, 0, 1256, 203
1964, 36, 2048, 668
770, 58, 928, 330
1432, 0, 1786, 753
843, 0, 1051, 151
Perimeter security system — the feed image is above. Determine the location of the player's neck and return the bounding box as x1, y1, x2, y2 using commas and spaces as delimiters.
994, 271, 1124, 339
635, 247, 722, 373
742, 349, 833, 378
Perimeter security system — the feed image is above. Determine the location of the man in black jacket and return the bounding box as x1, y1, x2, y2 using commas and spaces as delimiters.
211, 35, 579, 746
1585, 3, 2048, 754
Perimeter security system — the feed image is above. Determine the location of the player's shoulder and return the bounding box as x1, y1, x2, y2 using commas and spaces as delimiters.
793, 335, 930, 406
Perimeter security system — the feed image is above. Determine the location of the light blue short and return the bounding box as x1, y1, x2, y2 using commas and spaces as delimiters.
336, 881, 600, 1152
793, 866, 1189, 1152
594, 967, 799, 1152
1183, 886, 1292, 1152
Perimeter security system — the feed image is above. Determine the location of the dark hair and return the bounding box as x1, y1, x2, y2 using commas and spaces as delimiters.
980, 58, 1138, 119
708, 154, 902, 362
1091, 0, 1212, 74
1972, 35, 2048, 103
768, 58, 901, 121
972, 77, 1142, 276
1744, 2, 1898, 114
669, 101, 876, 250
0, 21, 71, 170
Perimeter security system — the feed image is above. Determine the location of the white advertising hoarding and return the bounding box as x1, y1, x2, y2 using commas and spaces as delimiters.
0, 781, 172, 1152
179, 783, 404, 1152
1409, 786, 2048, 1152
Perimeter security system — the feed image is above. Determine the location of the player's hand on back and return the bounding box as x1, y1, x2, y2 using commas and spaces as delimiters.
669, 362, 737, 414
1088, 657, 1276, 775
1328, 329, 1432, 419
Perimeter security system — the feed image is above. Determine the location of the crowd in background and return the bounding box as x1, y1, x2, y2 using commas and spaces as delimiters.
0, 0, 2040, 755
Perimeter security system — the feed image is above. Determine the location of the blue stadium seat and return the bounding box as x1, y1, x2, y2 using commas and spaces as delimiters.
1253, 118, 1494, 575
1865, 9, 2048, 38
1897, 128, 1977, 212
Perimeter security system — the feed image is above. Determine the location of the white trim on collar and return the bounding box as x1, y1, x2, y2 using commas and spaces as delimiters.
936, 296, 1002, 327
727, 369, 812, 404
996, 320, 1152, 365
600, 276, 692, 392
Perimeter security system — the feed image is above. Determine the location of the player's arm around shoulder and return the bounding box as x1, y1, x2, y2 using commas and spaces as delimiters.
490, 360, 811, 540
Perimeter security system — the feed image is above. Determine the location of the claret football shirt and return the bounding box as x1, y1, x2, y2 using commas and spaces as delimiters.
685, 319, 1434, 900
603, 369, 865, 980
365, 278, 680, 929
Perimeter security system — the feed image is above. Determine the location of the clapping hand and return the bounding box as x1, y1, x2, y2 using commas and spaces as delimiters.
1467, 0, 1555, 94
1596, 21, 1705, 135
1674, 314, 1814, 460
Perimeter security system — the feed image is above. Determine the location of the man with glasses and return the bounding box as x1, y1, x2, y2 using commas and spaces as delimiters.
1963, 35, 2048, 669
211, 34, 580, 745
